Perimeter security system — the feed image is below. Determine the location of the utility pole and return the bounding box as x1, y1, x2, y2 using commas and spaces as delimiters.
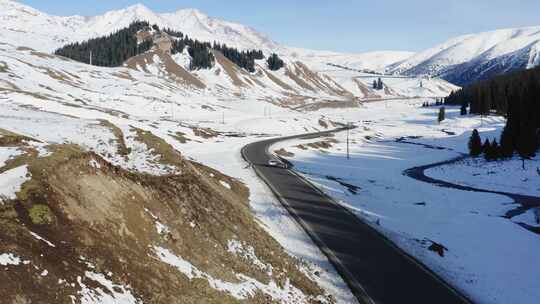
222, 112, 225, 125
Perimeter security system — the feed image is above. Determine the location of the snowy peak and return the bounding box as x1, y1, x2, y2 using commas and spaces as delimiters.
389, 26, 540, 85
160, 8, 279, 51
85, 3, 164, 33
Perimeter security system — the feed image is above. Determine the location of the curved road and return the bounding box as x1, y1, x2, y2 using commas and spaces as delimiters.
242, 128, 471, 304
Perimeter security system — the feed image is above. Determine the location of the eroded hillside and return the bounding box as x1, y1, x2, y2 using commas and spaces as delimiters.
0, 129, 333, 303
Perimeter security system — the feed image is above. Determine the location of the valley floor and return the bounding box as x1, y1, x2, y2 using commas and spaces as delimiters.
1, 46, 537, 302
271, 102, 540, 304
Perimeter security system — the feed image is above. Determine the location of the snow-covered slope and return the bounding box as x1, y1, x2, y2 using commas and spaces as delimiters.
388, 26, 540, 85
288, 48, 414, 73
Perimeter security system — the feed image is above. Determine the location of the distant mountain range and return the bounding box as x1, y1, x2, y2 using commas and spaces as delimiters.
1, 0, 539, 85
387, 27, 540, 85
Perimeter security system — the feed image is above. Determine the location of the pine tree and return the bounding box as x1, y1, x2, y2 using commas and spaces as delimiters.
373, 80, 377, 89
499, 126, 514, 158
377, 78, 384, 90
482, 138, 491, 154
491, 138, 500, 160
460, 104, 468, 115
438, 107, 445, 123
484, 139, 493, 161
267, 53, 284, 71
468, 129, 482, 157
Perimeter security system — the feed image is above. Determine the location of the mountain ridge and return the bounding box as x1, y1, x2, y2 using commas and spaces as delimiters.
0, 0, 412, 73
388, 26, 540, 85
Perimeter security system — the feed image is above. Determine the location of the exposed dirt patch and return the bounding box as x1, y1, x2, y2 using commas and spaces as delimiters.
212, 51, 246, 87
260, 67, 296, 93
97, 120, 131, 157
353, 78, 380, 99
0, 128, 40, 147
201, 105, 216, 111
274, 148, 295, 158
285, 64, 315, 92
307, 138, 339, 150
318, 119, 329, 129
125, 50, 206, 89
131, 127, 185, 169
0, 61, 8, 73
16, 46, 34, 52
169, 131, 191, 144
112, 71, 136, 81
193, 127, 220, 139
295, 98, 361, 111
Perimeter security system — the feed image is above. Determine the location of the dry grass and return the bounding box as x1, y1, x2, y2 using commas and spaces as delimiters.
274, 148, 295, 157
97, 120, 131, 157
0, 61, 8, 73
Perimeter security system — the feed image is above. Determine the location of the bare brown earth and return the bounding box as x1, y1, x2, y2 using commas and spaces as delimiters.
294, 137, 339, 151
0, 130, 332, 303
285, 64, 316, 92
352, 78, 380, 99
294, 99, 361, 111
97, 120, 131, 157
274, 148, 295, 158
212, 50, 247, 87
125, 50, 206, 89
260, 68, 297, 93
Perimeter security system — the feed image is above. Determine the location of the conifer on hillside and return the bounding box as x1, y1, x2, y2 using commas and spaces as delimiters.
267, 53, 285, 71
468, 129, 482, 156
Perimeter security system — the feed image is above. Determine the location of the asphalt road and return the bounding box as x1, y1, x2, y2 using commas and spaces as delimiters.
242, 128, 471, 304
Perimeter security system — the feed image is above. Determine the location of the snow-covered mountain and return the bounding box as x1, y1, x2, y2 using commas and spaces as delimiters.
0, 0, 411, 73
388, 26, 540, 85
0, 0, 278, 52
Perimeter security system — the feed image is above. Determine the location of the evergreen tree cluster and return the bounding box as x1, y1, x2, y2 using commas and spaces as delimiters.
213, 43, 264, 73
373, 78, 384, 90
421, 99, 445, 108
55, 22, 268, 72
187, 39, 214, 70
469, 128, 525, 161
163, 28, 184, 39
267, 53, 285, 71
54, 21, 153, 67
447, 66, 540, 158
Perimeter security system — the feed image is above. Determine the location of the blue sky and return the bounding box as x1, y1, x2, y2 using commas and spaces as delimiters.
18, 0, 540, 53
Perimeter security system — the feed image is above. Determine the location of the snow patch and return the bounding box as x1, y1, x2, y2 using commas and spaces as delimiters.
227, 239, 273, 276
29, 231, 56, 247
77, 271, 140, 304
0, 253, 27, 266
0, 165, 30, 202
219, 180, 231, 190
154, 246, 308, 302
